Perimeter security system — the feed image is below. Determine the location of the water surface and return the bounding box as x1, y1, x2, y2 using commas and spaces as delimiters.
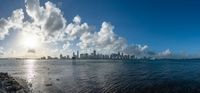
0, 59, 200, 93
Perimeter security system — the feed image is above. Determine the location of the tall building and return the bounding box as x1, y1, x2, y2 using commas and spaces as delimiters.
67, 55, 69, 59
118, 52, 120, 56
73, 52, 75, 57
77, 50, 79, 58
60, 54, 63, 59
94, 50, 96, 56
72, 52, 76, 59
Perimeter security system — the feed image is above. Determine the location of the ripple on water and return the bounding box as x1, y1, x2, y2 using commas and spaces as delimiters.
1, 60, 200, 93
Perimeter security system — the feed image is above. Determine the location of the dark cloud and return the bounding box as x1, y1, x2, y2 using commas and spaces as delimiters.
27, 49, 36, 53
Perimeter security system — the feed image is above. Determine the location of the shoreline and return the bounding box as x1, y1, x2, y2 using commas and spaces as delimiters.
0, 72, 30, 93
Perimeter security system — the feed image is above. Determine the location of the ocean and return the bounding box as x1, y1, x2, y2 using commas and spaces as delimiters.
0, 59, 200, 93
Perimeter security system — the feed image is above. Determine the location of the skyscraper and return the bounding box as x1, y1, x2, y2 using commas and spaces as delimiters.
94, 50, 96, 56
60, 54, 63, 59
73, 52, 75, 57
77, 50, 79, 58
72, 52, 76, 59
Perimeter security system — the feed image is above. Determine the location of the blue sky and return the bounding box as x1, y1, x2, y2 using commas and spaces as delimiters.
48, 0, 200, 53
0, 0, 200, 57
60, 0, 200, 54
49, 0, 200, 53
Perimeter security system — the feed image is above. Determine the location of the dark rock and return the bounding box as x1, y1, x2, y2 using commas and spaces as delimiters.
45, 83, 53, 86
0, 72, 29, 93
56, 78, 60, 81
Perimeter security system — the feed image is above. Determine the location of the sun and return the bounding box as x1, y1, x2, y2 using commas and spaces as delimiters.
20, 32, 40, 49
23, 36, 37, 48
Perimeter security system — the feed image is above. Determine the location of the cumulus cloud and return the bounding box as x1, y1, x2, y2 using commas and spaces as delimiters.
0, 48, 17, 58
73, 15, 81, 24
9, 9, 24, 26
156, 49, 191, 59
64, 17, 127, 53
123, 44, 150, 57
25, 0, 66, 42
76, 22, 127, 53
155, 49, 172, 58
159, 49, 171, 56
0, 0, 184, 58
0, 9, 24, 40
65, 15, 91, 40
0, 0, 127, 55
0, 18, 9, 40
62, 41, 71, 50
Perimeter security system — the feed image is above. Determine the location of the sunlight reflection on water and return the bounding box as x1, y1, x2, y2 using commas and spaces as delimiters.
25, 59, 36, 83
2, 60, 200, 93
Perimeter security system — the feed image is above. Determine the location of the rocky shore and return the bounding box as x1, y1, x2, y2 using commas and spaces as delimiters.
0, 72, 30, 93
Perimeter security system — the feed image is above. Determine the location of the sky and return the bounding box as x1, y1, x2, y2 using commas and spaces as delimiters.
0, 0, 200, 58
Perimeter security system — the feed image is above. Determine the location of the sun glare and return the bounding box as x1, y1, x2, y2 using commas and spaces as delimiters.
20, 32, 40, 49
24, 36, 37, 48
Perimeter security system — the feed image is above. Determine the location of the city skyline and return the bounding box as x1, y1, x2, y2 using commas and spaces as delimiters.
1, 1, 200, 93
41, 50, 137, 60
0, 0, 200, 58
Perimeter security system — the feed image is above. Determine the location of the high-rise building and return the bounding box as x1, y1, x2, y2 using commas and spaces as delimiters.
73, 52, 75, 57
72, 52, 76, 59
77, 50, 79, 58
60, 54, 63, 59
94, 50, 96, 56
67, 55, 69, 59
118, 52, 120, 56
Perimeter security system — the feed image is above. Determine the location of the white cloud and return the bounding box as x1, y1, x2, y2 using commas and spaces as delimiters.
77, 22, 127, 53
73, 15, 81, 24
0, 0, 127, 55
95, 22, 127, 52
156, 49, 172, 58
0, 18, 9, 40
25, 0, 40, 21
159, 49, 171, 56
123, 44, 149, 57
65, 15, 91, 40
9, 9, 24, 26
0, 0, 152, 58
0, 48, 17, 58
63, 42, 71, 50
0, 0, 185, 58
0, 8, 24, 40
25, 0, 66, 42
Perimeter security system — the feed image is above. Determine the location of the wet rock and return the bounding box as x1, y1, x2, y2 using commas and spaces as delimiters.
0, 72, 30, 93
45, 83, 53, 87
56, 78, 60, 81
